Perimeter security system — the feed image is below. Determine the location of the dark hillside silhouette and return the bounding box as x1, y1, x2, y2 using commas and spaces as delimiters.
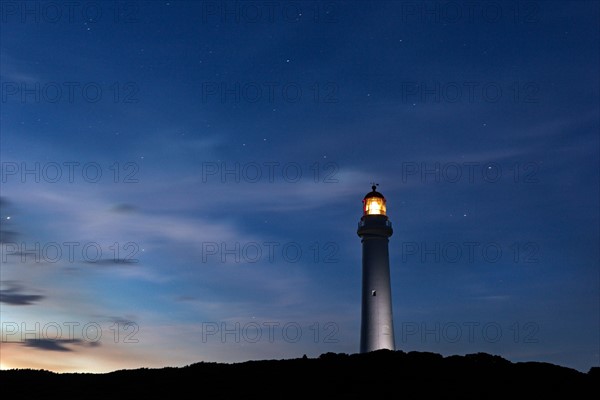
1, 350, 596, 399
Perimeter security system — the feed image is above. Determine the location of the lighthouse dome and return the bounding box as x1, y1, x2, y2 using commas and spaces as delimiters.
363, 185, 384, 199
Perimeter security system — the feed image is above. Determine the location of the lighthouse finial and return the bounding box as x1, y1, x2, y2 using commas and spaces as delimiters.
370, 182, 379, 191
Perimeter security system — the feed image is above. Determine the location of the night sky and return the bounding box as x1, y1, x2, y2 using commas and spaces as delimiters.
0, 0, 598, 373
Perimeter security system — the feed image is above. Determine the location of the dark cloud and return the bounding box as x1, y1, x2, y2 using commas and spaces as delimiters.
22, 338, 101, 351
175, 295, 196, 302
100, 316, 137, 326
92, 314, 137, 326
0, 283, 44, 305
111, 204, 138, 213
23, 339, 81, 352
114, 317, 135, 324
84, 258, 139, 266
0, 229, 18, 243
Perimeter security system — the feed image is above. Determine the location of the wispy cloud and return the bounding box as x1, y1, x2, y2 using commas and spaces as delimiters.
471, 295, 512, 302
23, 338, 96, 352
0, 53, 42, 84
0, 282, 44, 305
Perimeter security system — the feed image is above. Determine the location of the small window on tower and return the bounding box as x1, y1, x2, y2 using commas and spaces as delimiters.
371, 290, 376, 296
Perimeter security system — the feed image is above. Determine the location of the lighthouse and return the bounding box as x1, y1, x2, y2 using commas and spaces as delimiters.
357, 184, 395, 353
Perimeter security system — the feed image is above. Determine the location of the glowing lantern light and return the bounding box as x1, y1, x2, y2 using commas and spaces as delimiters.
363, 185, 387, 216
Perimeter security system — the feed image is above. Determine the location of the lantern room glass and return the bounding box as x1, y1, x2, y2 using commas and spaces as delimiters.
364, 196, 386, 215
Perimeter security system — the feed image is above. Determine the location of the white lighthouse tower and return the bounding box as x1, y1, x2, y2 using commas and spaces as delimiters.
357, 184, 395, 353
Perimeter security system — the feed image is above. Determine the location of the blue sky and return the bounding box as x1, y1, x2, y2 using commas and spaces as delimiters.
0, 0, 598, 373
